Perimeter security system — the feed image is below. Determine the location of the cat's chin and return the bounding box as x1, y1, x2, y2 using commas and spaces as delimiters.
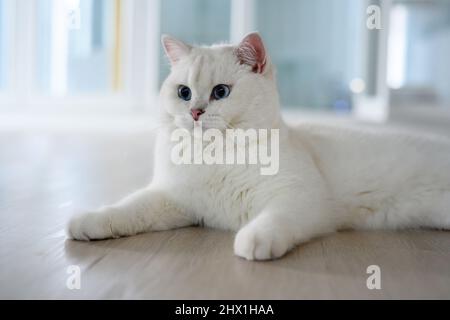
173, 118, 227, 132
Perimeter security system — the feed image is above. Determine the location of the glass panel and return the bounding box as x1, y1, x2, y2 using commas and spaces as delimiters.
35, 0, 120, 96
256, 0, 366, 112
159, 0, 231, 84
0, 0, 10, 90
388, 0, 450, 108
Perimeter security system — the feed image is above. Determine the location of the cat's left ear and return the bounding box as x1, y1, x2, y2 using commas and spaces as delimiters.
161, 34, 192, 65
236, 32, 267, 74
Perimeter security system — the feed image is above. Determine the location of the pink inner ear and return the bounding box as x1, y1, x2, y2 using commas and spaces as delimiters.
236, 33, 267, 74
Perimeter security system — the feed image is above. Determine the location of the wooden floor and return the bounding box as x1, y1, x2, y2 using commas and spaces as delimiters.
1, 119, 450, 299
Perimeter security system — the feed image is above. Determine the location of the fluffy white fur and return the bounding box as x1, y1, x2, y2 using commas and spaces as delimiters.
67, 33, 450, 260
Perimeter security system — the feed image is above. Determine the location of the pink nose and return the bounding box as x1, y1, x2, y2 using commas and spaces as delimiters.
191, 109, 205, 121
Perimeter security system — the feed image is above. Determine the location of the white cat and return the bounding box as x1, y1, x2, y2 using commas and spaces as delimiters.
67, 33, 450, 260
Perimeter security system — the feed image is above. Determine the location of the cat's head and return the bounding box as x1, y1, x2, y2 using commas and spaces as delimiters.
160, 33, 280, 131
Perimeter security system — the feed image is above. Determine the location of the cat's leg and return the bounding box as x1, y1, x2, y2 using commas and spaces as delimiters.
67, 188, 192, 241
234, 195, 335, 260
357, 189, 450, 231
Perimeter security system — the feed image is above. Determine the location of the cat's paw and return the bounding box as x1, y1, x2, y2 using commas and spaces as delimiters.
66, 210, 116, 241
234, 223, 291, 261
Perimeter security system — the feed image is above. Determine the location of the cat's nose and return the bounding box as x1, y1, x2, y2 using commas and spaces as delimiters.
190, 109, 205, 121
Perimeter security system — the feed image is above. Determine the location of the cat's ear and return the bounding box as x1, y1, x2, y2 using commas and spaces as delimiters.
161, 34, 192, 65
236, 32, 267, 74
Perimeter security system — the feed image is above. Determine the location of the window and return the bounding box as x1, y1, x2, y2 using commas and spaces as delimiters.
159, 0, 231, 85
256, 0, 366, 112
35, 0, 120, 96
0, 0, 10, 91
388, 0, 450, 108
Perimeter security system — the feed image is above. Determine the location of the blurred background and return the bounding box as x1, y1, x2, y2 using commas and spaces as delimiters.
0, 0, 449, 128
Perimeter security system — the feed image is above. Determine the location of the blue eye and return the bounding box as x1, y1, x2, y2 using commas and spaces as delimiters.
212, 84, 231, 100
178, 85, 191, 101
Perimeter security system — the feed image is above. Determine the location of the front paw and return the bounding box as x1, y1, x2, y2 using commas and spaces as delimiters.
67, 210, 116, 241
234, 223, 292, 261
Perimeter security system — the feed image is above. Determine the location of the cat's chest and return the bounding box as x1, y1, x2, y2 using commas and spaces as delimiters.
178, 163, 260, 201
169, 162, 266, 229
153, 131, 290, 229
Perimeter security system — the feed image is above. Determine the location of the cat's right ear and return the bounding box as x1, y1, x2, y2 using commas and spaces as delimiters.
161, 34, 192, 65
